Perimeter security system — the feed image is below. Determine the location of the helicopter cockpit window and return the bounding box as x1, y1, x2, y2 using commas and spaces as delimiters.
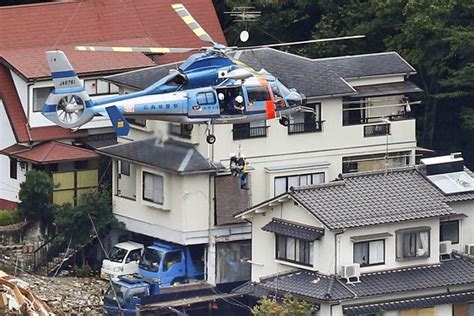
247, 85, 270, 103
196, 92, 216, 105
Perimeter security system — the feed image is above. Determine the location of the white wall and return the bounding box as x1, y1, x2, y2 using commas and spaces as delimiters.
0, 100, 23, 202
451, 201, 474, 250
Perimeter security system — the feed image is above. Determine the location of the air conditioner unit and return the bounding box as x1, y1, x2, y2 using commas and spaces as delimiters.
439, 241, 452, 260
341, 263, 361, 284
465, 244, 474, 256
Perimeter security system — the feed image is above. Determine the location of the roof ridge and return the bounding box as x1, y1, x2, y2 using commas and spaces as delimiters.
313, 51, 398, 62
291, 180, 346, 192
361, 262, 442, 277
342, 166, 417, 179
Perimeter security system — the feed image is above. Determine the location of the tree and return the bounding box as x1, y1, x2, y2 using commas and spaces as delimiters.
251, 294, 313, 316
55, 188, 123, 247
18, 170, 55, 222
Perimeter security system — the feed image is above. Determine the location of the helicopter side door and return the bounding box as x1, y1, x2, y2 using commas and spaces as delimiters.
187, 89, 220, 119
243, 83, 275, 119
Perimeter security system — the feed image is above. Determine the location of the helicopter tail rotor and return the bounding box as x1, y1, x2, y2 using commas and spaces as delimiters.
42, 50, 95, 128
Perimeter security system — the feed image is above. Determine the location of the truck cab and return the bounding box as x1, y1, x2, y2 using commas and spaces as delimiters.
103, 276, 159, 316
101, 241, 144, 280
138, 241, 204, 286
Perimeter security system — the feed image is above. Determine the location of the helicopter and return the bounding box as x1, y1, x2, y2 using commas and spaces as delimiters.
42, 3, 364, 144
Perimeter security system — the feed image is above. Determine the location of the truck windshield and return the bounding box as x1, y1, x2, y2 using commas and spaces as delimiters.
109, 246, 128, 263
104, 283, 126, 306
139, 248, 163, 272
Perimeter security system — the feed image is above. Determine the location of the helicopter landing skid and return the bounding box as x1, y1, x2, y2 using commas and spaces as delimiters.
205, 121, 216, 144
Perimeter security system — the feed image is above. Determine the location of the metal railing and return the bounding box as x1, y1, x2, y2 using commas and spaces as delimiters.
288, 121, 323, 134
232, 125, 267, 140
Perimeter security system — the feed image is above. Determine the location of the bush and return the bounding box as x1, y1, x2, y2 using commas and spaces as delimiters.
18, 170, 55, 223
0, 210, 22, 226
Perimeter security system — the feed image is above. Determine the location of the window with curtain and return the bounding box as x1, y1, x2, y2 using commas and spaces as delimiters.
275, 234, 313, 266
274, 172, 325, 196
353, 240, 385, 266
440, 220, 459, 244
396, 228, 430, 260
143, 172, 164, 204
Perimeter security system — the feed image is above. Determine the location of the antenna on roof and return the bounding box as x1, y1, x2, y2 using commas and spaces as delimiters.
224, 6, 261, 44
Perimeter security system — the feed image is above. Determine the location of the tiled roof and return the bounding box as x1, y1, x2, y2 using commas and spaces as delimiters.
1, 141, 100, 164
0, 0, 225, 78
105, 62, 183, 90
344, 291, 474, 315
98, 138, 217, 175
290, 168, 454, 230
234, 49, 356, 98
351, 81, 423, 98
312, 52, 416, 79
0, 64, 87, 143
262, 218, 324, 241
234, 271, 353, 302
237, 253, 474, 303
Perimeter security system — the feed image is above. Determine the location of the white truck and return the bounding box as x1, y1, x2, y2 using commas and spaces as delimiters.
100, 241, 144, 280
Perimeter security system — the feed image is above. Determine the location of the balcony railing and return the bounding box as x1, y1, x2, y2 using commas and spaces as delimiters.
364, 123, 390, 137
233, 125, 267, 140
288, 121, 323, 134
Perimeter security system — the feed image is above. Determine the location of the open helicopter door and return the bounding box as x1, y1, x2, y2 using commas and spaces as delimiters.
186, 88, 220, 120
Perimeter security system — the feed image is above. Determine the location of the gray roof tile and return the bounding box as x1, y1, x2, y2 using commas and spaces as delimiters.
105, 63, 181, 90
262, 217, 324, 241
236, 253, 474, 303
312, 52, 416, 79
290, 168, 454, 230
98, 138, 216, 174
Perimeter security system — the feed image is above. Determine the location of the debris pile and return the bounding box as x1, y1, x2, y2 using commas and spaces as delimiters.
0, 270, 52, 315
18, 273, 108, 315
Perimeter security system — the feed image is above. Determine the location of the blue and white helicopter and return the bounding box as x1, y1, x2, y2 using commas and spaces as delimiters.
42, 3, 363, 144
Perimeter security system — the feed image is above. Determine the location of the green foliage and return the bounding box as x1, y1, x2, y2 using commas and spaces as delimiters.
54, 188, 123, 247
71, 264, 93, 277
18, 170, 55, 222
251, 294, 312, 316
0, 210, 22, 226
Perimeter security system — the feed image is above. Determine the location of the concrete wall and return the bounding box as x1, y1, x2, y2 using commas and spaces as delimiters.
451, 200, 474, 251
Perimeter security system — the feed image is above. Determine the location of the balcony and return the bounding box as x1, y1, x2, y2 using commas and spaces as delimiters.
364, 123, 390, 137
288, 121, 323, 135
233, 124, 267, 140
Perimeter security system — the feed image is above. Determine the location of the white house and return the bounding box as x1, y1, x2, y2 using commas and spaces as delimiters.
234, 154, 474, 316
98, 49, 422, 285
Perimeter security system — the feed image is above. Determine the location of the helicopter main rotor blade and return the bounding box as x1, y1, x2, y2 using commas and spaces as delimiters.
75, 46, 198, 54
172, 3, 215, 44
237, 35, 366, 50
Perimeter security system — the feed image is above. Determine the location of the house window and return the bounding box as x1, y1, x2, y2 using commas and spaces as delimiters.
169, 123, 192, 139
9, 158, 17, 179
274, 172, 325, 196
233, 120, 267, 140
143, 172, 163, 204
33, 86, 54, 112
84, 79, 119, 96
276, 235, 313, 266
396, 228, 430, 260
353, 240, 385, 267
342, 151, 411, 174
120, 161, 130, 176
440, 220, 459, 244
288, 102, 322, 134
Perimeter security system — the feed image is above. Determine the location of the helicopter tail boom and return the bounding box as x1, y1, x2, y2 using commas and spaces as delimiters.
42, 51, 95, 129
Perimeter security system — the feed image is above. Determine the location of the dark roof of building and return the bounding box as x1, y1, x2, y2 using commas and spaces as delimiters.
312, 52, 416, 79
288, 168, 454, 230
97, 138, 217, 174
106, 62, 183, 90
236, 253, 474, 303
343, 290, 474, 315
351, 81, 423, 98
234, 270, 353, 302
0, 0, 225, 78
262, 217, 324, 241
0, 141, 100, 164
234, 48, 356, 98
0, 64, 88, 143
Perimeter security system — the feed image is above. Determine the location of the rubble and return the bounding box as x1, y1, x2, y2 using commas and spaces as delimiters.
16, 273, 108, 315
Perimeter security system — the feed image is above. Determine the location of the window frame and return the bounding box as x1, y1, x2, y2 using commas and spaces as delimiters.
9, 158, 17, 179
396, 227, 431, 261
440, 220, 459, 244
32, 86, 54, 112
275, 234, 313, 267
274, 172, 325, 196
196, 91, 216, 105
353, 239, 385, 267
288, 102, 322, 134
120, 161, 131, 176
142, 171, 164, 205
